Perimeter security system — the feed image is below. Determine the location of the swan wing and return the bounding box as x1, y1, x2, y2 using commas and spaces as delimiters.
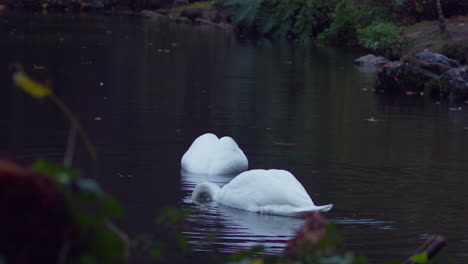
181, 133, 218, 174
218, 169, 315, 212
209, 137, 248, 175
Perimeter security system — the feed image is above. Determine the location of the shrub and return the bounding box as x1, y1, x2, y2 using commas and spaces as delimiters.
276, 0, 338, 42
317, 1, 397, 45
357, 22, 402, 51
317, 1, 363, 44
215, 0, 338, 42
214, 0, 271, 29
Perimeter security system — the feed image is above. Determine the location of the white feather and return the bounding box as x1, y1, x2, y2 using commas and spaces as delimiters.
181, 133, 248, 175
192, 169, 332, 217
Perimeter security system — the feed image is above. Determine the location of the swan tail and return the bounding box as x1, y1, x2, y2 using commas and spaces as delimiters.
258, 204, 333, 217
292, 204, 333, 215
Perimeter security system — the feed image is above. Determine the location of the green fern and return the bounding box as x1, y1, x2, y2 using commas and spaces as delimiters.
277, 0, 338, 42
215, 0, 337, 42
215, 0, 270, 28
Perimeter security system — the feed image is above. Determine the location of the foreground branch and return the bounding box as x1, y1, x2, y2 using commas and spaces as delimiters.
402, 235, 446, 264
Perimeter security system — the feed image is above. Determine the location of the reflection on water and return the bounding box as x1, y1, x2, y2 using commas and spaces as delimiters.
180, 170, 235, 192
1, 12, 468, 263
185, 203, 304, 253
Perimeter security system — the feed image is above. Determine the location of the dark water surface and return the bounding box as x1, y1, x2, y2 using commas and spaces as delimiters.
1, 12, 467, 263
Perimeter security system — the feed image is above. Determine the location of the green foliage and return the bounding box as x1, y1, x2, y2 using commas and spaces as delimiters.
317, 1, 361, 44
225, 245, 265, 262
317, 222, 342, 251
357, 22, 402, 51
34, 159, 76, 184
132, 206, 201, 263
300, 252, 367, 264
393, 0, 407, 6
317, 1, 397, 45
215, 0, 269, 28
215, 0, 337, 42
33, 160, 127, 264
155, 207, 192, 225
410, 252, 429, 264
277, 0, 338, 42
215, 0, 404, 47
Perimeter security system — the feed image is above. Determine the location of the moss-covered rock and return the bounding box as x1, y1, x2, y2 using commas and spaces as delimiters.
375, 62, 440, 94
440, 66, 468, 100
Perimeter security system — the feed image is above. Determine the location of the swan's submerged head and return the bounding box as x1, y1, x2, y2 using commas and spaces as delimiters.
191, 182, 221, 205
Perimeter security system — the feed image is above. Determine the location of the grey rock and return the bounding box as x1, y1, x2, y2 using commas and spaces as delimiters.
375, 62, 440, 94
415, 52, 460, 68
441, 66, 468, 99
354, 54, 391, 67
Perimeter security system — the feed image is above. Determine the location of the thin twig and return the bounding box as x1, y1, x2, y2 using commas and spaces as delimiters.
63, 124, 77, 166
49, 93, 98, 161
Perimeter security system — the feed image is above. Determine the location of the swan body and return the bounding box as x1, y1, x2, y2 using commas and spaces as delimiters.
192, 169, 332, 217
181, 133, 248, 175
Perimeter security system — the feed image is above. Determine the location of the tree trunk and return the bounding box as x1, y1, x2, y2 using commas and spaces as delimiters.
437, 0, 446, 34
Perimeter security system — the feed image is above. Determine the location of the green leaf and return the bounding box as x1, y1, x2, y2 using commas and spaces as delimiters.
13, 70, 52, 99
384, 260, 401, 264
352, 255, 369, 264
90, 226, 125, 262
155, 207, 191, 225
33, 159, 75, 184
73, 211, 99, 230
410, 252, 428, 264
318, 222, 343, 251
101, 195, 125, 218
149, 248, 163, 260
226, 245, 265, 261
79, 255, 97, 264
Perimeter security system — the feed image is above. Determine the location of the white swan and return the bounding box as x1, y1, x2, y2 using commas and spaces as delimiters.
191, 169, 333, 217
181, 133, 248, 175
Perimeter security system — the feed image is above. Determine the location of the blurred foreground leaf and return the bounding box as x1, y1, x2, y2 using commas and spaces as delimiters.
12, 69, 52, 99
410, 252, 428, 264
101, 195, 125, 217
34, 159, 75, 184
149, 248, 163, 260
12, 67, 98, 161
155, 207, 192, 225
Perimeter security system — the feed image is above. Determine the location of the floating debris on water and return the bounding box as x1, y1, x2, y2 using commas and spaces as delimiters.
365, 117, 384, 122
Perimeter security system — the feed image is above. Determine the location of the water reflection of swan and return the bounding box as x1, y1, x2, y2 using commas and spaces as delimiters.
184, 201, 304, 253
219, 204, 304, 237
192, 169, 333, 217
181, 133, 248, 175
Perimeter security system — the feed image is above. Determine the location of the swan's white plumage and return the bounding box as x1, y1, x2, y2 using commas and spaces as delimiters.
192, 169, 333, 217
181, 133, 248, 175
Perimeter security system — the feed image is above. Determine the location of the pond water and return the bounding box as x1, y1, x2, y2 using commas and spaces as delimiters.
1, 12, 468, 263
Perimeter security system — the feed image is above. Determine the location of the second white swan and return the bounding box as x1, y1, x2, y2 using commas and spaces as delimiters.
192, 169, 332, 217
181, 133, 248, 175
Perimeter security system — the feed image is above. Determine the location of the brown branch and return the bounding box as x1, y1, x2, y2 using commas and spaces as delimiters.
49, 93, 98, 161
402, 235, 446, 264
